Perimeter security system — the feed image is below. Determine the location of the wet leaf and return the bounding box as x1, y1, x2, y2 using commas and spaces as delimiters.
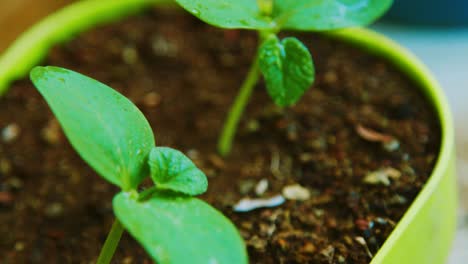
148, 147, 207, 196
114, 192, 248, 264
174, 0, 272, 29
174, 0, 392, 31
273, 0, 393, 31
259, 36, 314, 106
30, 66, 154, 189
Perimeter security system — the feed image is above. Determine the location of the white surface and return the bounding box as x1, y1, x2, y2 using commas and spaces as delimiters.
373, 23, 468, 264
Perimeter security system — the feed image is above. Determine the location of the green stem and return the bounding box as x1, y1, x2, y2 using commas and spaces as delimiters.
138, 186, 159, 202
96, 219, 125, 264
217, 54, 261, 156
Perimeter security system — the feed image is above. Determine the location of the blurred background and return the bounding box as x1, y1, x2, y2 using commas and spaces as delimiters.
0, 0, 467, 263
0, 0, 72, 51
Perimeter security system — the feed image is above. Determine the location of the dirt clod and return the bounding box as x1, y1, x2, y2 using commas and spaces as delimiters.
282, 184, 311, 201
1, 123, 20, 143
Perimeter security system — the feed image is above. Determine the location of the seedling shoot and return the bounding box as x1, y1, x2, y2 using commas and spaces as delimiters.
173, 0, 392, 156
30, 66, 247, 264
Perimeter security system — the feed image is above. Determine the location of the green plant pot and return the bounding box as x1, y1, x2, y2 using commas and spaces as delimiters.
0, 0, 457, 263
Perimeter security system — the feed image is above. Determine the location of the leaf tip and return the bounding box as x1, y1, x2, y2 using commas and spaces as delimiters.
30, 66, 70, 85
30, 66, 46, 82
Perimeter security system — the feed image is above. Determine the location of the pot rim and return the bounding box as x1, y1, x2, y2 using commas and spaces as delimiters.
324, 29, 455, 263
0, 0, 455, 262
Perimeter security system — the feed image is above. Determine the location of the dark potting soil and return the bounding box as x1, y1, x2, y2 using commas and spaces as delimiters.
0, 7, 440, 264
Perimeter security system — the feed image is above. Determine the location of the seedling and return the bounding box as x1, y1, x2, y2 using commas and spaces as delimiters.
30, 66, 247, 264
173, 0, 392, 155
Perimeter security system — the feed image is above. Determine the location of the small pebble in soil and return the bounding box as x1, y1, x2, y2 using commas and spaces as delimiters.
355, 236, 373, 258
355, 218, 370, 231
320, 245, 335, 261
363, 167, 401, 186
122, 46, 139, 65
219, 192, 236, 207
204, 168, 217, 178
208, 154, 225, 169
307, 136, 328, 151
6, 177, 23, 190
41, 119, 62, 145
220, 53, 236, 67
1, 123, 20, 143
151, 34, 177, 57
364, 170, 390, 186
323, 70, 338, 84
45, 202, 64, 218
313, 209, 325, 217
245, 119, 260, 133
301, 242, 317, 253
233, 195, 285, 212
0, 191, 13, 205
282, 184, 311, 201
14, 242, 25, 251
388, 194, 408, 205
374, 217, 388, 225
270, 150, 281, 177
248, 235, 268, 251
186, 149, 199, 160
255, 178, 268, 196
384, 167, 402, 179
0, 159, 11, 174
383, 139, 400, 152
299, 152, 314, 163
238, 179, 256, 195
122, 256, 133, 264
142, 92, 161, 108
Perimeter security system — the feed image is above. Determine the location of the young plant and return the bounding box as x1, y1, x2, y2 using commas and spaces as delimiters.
173, 0, 392, 156
30, 66, 247, 264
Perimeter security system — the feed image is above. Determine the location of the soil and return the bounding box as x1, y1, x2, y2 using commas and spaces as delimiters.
0, 7, 440, 264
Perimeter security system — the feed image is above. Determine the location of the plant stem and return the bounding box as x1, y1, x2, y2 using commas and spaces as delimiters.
217, 54, 261, 156
137, 186, 159, 202
96, 219, 125, 264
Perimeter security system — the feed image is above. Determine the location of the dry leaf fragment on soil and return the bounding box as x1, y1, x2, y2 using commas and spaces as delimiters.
355, 124, 400, 151
355, 124, 394, 143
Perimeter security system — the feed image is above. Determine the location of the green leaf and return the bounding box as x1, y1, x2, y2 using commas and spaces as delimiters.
113, 192, 248, 264
148, 147, 208, 196
30, 66, 154, 190
174, 0, 391, 31
174, 0, 273, 29
258, 36, 315, 107
272, 0, 393, 31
